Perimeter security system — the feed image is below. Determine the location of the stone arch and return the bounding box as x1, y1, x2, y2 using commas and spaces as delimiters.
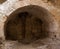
4, 5, 58, 44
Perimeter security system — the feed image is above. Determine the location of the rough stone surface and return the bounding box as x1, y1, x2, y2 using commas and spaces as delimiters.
0, 0, 60, 49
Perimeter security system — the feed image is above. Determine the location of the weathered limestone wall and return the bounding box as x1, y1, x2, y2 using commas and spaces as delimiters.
0, 0, 60, 49
0, 0, 60, 41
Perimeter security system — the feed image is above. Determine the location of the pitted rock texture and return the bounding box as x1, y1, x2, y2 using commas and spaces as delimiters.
0, 0, 60, 49
43, 0, 60, 8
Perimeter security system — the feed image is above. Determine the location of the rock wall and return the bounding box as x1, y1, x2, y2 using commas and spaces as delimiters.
0, 0, 60, 49
0, 0, 60, 42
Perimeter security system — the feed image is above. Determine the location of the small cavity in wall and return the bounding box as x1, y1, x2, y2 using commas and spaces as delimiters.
4, 5, 57, 44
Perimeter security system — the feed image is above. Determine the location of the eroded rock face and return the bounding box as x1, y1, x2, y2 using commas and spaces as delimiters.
43, 0, 60, 8
0, 0, 60, 49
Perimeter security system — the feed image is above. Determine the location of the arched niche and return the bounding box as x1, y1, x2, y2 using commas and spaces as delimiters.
4, 5, 58, 44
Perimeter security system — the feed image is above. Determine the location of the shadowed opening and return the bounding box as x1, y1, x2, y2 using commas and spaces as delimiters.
4, 5, 54, 44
